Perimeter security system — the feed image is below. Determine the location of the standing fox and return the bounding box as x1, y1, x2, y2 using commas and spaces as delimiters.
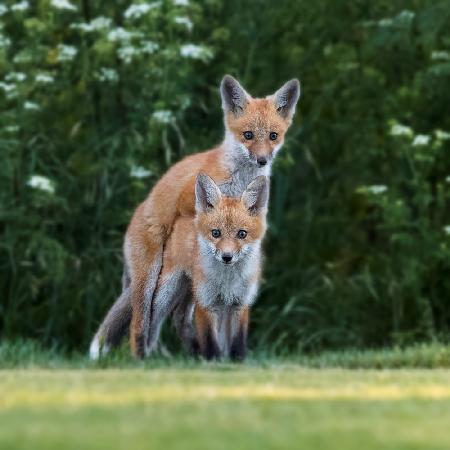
90, 75, 300, 359
146, 174, 268, 360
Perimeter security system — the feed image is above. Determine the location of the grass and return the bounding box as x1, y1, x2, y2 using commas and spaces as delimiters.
1, 341, 450, 449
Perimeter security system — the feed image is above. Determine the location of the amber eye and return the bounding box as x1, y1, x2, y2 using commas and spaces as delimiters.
243, 131, 254, 140
237, 229, 247, 239
211, 229, 221, 238
269, 132, 278, 141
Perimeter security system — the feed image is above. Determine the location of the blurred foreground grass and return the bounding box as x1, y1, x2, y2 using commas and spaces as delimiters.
1, 342, 450, 449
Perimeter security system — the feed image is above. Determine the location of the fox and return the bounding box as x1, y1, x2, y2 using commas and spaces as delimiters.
145, 173, 268, 360
89, 75, 300, 359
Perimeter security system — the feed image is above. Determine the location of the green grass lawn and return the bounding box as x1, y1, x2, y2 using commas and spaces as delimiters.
1, 343, 450, 449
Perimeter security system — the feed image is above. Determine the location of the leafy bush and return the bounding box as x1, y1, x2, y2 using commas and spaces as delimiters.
1, 0, 450, 352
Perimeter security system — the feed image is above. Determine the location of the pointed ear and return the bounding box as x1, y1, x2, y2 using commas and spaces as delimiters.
195, 172, 222, 213
220, 75, 250, 117
241, 176, 269, 215
272, 79, 300, 120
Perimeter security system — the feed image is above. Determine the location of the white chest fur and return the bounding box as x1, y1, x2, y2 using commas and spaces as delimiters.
196, 237, 260, 308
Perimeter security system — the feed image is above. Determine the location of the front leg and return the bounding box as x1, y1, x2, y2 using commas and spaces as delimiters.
229, 307, 249, 362
195, 304, 221, 360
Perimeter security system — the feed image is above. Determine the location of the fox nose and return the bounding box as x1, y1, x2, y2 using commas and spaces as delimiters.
221, 253, 233, 264
257, 156, 267, 167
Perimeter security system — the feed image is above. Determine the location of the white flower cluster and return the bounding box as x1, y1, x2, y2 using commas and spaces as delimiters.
10, 1, 29, 11
0, 34, 11, 48
27, 175, 55, 194
436, 130, 450, 141
379, 10, 415, 27
71, 17, 112, 32
57, 44, 77, 62
431, 51, 450, 61
174, 0, 189, 5
124, 2, 161, 19
117, 46, 136, 64
141, 40, 159, 54
130, 165, 152, 179
152, 110, 174, 124
35, 73, 55, 84
357, 185, 388, 195
174, 16, 193, 31
0, 4, 7, 15
390, 123, 413, 137
0, 82, 16, 93
444, 225, 450, 236
5, 72, 26, 82
4, 125, 19, 133
445, 176, 450, 183
180, 44, 213, 62
108, 27, 141, 42
96, 68, 119, 83
51, 0, 76, 11
24, 101, 40, 110
412, 134, 430, 147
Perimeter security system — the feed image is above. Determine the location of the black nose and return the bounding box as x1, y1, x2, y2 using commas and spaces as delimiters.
222, 253, 233, 263
257, 157, 267, 166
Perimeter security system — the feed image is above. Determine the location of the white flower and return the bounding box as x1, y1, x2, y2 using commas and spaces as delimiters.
141, 40, 159, 54
124, 2, 161, 20
180, 44, 213, 61
0, 35, 11, 48
57, 44, 77, 62
152, 110, 173, 124
0, 4, 8, 15
436, 130, 450, 141
446, 176, 450, 183
444, 225, 450, 235
10, 1, 29, 11
117, 46, 136, 64
367, 185, 387, 195
174, 0, 189, 5
51, 0, 76, 11
5, 72, 26, 82
174, 16, 193, 31
431, 51, 450, 61
24, 101, 40, 110
108, 27, 136, 42
0, 82, 16, 92
96, 68, 119, 82
130, 165, 152, 179
35, 73, 55, 83
4, 125, 19, 133
71, 16, 112, 32
378, 18, 393, 27
390, 123, 413, 137
412, 134, 430, 146
27, 175, 55, 194
397, 10, 415, 22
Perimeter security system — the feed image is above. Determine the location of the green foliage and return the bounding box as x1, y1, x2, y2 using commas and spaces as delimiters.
1, 0, 450, 352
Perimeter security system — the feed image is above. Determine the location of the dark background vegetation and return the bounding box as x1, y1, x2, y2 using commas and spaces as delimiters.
1, 0, 450, 353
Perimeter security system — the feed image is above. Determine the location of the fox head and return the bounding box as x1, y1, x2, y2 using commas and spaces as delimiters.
220, 75, 300, 168
195, 173, 268, 266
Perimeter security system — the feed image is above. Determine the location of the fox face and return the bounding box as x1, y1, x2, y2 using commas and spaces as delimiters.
195, 173, 268, 265
221, 76, 300, 167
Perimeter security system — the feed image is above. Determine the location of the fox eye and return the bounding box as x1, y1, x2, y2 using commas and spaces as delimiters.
269, 132, 278, 141
237, 229, 247, 239
211, 229, 221, 238
243, 131, 254, 140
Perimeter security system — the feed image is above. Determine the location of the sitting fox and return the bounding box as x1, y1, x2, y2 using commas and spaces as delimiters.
90, 75, 300, 359
145, 173, 268, 360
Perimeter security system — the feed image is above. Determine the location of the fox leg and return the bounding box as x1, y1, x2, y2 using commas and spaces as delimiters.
172, 297, 199, 355
145, 270, 187, 356
195, 304, 221, 360
228, 307, 249, 362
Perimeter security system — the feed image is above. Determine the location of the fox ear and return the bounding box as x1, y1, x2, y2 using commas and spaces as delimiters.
242, 176, 269, 215
272, 79, 300, 120
195, 173, 222, 213
220, 75, 250, 117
